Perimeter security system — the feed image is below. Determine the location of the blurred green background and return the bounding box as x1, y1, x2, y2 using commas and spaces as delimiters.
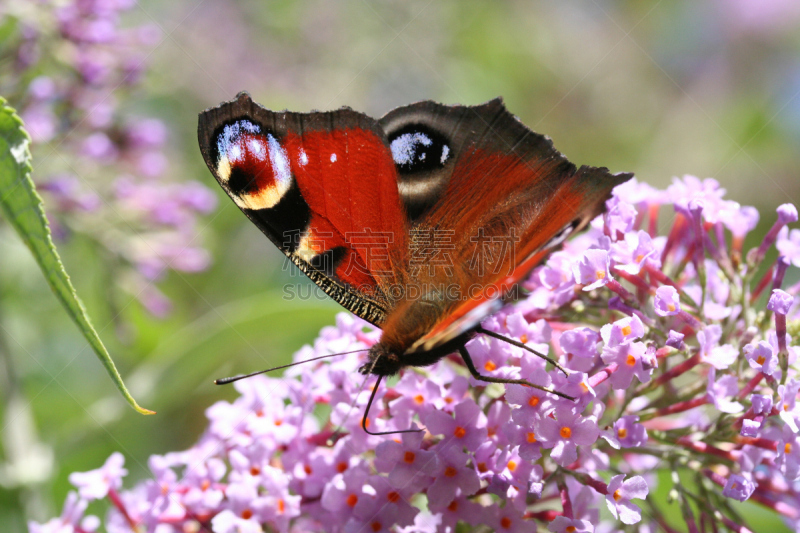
2, 0, 800, 531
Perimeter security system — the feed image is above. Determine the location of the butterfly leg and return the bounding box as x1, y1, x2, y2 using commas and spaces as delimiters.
476, 326, 569, 375
458, 346, 574, 401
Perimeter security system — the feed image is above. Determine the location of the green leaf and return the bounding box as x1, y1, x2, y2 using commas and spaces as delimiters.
0, 96, 154, 415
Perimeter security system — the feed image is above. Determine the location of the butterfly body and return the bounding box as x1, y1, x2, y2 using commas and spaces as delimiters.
198, 92, 632, 384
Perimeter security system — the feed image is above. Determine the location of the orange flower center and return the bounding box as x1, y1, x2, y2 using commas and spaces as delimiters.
346, 494, 358, 507
622, 325, 632, 336
444, 466, 457, 477
337, 462, 348, 473
500, 517, 512, 529
520, 334, 528, 344
596, 270, 606, 280
414, 394, 424, 404
304, 464, 312, 475
786, 443, 792, 453
241, 509, 253, 519
526, 432, 537, 443
371, 522, 382, 532
566, 527, 577, 533
274, 419, 283, 426
613, 489, 622, 502
477, 462, 488, 473
250, 467, 260, 476
560, 426, 572, 439
484, 360, 497, 372
403, 451, 416, 464
667, 303, 676, 312
507, 460, 517, 472
617, 428, 628, 439
757, 355, 766, 365
454, 426, 466, 438
528, 396, 540, 408
201, 479, 211, 491
626, 354, 636, 366
277, 499, 285, 514
387, 491, 400, 503
447, 500, 459, 512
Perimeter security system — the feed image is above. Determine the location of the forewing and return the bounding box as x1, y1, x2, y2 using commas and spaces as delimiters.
198, 92, 409, 327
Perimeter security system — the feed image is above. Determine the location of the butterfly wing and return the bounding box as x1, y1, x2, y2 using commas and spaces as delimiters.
376, 98, 632, 352
198, 92, 408, 327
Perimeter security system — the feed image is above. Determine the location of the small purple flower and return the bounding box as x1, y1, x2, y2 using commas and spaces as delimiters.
352, 475, 418, 531
28, 492, 98, 533
504, 371, 553, 425
423, 399, 487, 451
698, 325, 738, 370
707, 369, 744, 414
611, 415, 648, 448
389, 372, 442, 424
777, 203, 799, 224
777, 227, 800, 266
654, 285, 681, 316
744, 341, 778, 376
426, 448, 480, 509
720, 204, 759, 240
374, 427, 438, 492
778, 379, 800, 432
490, 504, 533, 533
600, 314, 645, 347
601, 341, 653, 389
20, 105, 57, 142
767, 289, 794, 315
778, 424, 800, 481
612, 230, 660, 274
573, 249, 612, 291
548, 516, 594, 533
559, 327, 600, 372
605, 474, 649, 524
81, 131, 118, 160
126, 117, 168, 148
320, 466, 370, 524
427, 493, 484, 530
666, 330, 685, 350
537, 405, 600, 466
722, 474, 756, 502
741, 419, 761, 437
604, 195, 637, 238
68, 452, 127, 501
752, 394, 773, 415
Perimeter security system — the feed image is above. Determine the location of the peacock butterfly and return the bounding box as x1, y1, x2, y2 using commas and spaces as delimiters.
198, 92, 632, 433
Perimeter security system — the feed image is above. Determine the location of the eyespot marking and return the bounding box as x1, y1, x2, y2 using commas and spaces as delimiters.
387, 124, 451, 174
213, 119, 293, 211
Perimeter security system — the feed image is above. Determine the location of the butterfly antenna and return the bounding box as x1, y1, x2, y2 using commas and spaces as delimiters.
476, 326, 569, 376
214, 349, 368, 385
458, 346, 574, 401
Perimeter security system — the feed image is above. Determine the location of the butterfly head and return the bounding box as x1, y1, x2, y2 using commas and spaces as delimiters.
359, 343, 404, 377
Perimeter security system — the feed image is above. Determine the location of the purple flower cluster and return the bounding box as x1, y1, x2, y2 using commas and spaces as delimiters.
4, 1, 217, 316
31, 176, 800, 531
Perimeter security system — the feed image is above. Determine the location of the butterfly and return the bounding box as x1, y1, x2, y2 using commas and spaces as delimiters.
198, 92, 632, 434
